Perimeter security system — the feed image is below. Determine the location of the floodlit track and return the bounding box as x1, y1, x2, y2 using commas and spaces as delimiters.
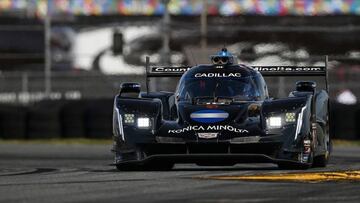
0, 143, 360, 203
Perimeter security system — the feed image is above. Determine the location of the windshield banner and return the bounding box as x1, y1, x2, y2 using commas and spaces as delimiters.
148, 65, 326, 77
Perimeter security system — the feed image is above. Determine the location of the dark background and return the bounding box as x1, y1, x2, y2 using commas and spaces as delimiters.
0, 0, 359, 140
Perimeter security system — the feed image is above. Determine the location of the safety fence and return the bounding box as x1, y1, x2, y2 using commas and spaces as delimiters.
0, 99, 359, 140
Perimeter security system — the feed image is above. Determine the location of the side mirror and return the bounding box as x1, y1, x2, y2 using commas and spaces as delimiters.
112, 30, 123, 55
119, 83, 140, 97
296, 81, 316, 93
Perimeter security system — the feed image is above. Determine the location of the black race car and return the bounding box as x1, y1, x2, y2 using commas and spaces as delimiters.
112, 48, 331, 170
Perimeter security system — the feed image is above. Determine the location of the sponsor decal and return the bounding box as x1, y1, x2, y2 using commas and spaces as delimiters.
198, 132, 218, 139
231, 136, 260, 143
168, 125, 249, 134
151, 66, 190, 73
253, 66, 324, 72
194, 73, 241, 78
190, 109, 229, 123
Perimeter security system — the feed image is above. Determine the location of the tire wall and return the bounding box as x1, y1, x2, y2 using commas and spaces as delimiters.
0, 99, 113, 139
0, 100, 359, 139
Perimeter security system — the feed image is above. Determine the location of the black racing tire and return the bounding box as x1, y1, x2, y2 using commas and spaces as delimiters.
313, 112, 331, 168
313, 139, 332, 168
277, 162, 311, 170
116, 163, 144, 171
145, 162, 174, 171
312, 154, 329, 168
116, 162, 174, 171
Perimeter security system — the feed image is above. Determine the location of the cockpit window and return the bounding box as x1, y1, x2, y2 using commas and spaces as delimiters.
177, 76, 265, 102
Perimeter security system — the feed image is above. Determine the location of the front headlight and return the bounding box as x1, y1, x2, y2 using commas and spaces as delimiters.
124, 114, 135, 124
285, 112, 296, 123
266, 112, 298, 129
137, 117, 151, 128
266, 116, 282, 129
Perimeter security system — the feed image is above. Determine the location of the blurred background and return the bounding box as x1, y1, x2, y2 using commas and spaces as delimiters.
0, 0, 359, 140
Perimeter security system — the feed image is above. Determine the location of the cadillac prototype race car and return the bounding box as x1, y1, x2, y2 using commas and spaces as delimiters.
112, 48, 331, 170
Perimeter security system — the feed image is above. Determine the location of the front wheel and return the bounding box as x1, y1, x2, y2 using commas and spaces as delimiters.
277, 162, 311, 170
313, 139, 331, 167
116, 163, 144, 171
312, 114, 331, 168
278, 139, 314, 170
146, 162, 174, 171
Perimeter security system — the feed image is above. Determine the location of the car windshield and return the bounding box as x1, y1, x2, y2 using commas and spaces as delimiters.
178, 77, 261, 102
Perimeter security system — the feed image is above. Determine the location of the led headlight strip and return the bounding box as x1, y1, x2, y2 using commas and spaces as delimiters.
285, 112, 296, 123
267, 116, 282, 128
137, 117, 151, 128
294, 106, 307, 140
124, 114, 135, 124
123, 112, 152, 129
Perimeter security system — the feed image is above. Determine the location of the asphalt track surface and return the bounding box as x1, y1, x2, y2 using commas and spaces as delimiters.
1, 143, 360, 203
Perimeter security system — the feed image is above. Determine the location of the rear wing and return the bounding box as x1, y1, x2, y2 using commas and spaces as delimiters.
145, 56, 329, 92
252, 66, 326, 76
